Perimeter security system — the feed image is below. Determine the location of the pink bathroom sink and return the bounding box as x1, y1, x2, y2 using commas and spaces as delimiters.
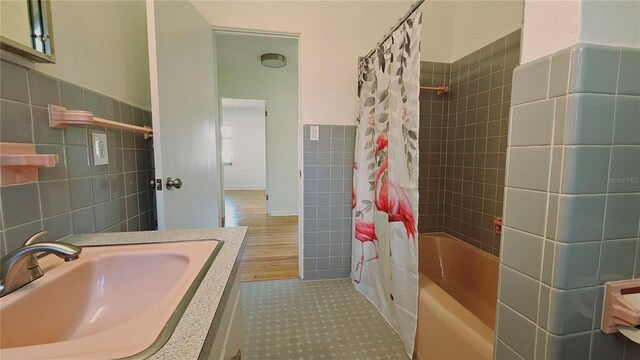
0, 240, 223, 360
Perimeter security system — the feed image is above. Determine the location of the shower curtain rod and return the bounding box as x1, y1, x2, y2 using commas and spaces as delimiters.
364, 0, 425, 59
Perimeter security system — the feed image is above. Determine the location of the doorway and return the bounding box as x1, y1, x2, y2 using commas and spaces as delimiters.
224, 190, 298, 281
220, 98, 267, 195
215, 31, 300, 282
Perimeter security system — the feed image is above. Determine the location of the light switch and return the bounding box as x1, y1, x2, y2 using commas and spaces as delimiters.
310, 126, 319, 141
92, 133, 109, 166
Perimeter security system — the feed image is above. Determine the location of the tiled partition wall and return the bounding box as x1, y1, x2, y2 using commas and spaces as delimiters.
418, 28, 520, 256
496, 44, 640, 359
418, 61, 449, 233
443, 29, 520, 256
0, 60, 156, 256
303, 125, 355, 280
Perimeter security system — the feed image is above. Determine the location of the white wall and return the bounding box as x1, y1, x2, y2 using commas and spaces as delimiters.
420, 0, 523, 63
521, 0, 640, 63
222, 104, 267, 191
193, 1, 414, 126
217, 68, 298, 215
28, 0, 151, 109
420, 0, 455, 63
448, 0, 523, 61
195, 0, 524, 124
520, 0, 581, 63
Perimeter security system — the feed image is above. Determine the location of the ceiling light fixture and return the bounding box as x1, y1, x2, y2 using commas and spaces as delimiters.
260, 53, 287, 68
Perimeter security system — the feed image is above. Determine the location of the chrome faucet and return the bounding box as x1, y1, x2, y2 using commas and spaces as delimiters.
0, 231, 82, 297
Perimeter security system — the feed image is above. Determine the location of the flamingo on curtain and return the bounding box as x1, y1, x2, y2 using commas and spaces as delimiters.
353, 161, 380, 283
353, 218, 379, 283
374, 133, 416, 239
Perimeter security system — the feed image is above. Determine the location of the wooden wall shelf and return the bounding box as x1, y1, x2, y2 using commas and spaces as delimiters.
48, 105, 153, 139
0, 143, 60, 185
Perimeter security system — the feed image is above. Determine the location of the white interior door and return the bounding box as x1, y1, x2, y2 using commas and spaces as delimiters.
147, 0, 221, 229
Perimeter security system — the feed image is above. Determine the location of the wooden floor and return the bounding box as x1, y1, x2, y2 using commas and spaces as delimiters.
224, 190, 299, 282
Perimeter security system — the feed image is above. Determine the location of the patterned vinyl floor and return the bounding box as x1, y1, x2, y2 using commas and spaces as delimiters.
242, 279, 409, 360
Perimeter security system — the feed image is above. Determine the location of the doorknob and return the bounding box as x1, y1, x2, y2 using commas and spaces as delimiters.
166, 177, 183, 190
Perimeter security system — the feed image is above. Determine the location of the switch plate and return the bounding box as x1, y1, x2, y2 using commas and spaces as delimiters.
92, 133, 109, 166
310, 126, 319, 141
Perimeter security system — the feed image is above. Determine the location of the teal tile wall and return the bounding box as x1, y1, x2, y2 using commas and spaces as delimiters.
498, 43, 640, 359
303, 125, 355, 280
419, 28, 521, 257
418, 60, 449, 234
0, 59, 156, 255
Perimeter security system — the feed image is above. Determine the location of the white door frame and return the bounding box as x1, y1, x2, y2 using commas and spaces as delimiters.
212, 27, 305, 279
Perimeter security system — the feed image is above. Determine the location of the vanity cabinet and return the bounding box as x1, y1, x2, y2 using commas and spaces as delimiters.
207, 271, 243, 360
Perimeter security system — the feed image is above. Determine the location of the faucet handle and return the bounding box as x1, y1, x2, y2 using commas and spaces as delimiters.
23, 231, 49, 246
22, 231, 49, 270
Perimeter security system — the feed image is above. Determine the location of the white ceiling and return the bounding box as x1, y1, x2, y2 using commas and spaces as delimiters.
215, 32, 298, 73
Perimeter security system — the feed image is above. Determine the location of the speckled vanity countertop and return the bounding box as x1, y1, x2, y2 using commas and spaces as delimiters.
66, 227, 248, 360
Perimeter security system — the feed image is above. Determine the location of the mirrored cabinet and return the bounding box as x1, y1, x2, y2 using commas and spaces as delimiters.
0, 0, 55, 63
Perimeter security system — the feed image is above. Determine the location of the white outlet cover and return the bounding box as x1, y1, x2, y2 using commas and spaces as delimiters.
310, 126, 319, 141
92, 133, 109, 166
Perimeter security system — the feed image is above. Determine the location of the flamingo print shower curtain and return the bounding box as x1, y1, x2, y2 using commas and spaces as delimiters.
352, 10, 421, 357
